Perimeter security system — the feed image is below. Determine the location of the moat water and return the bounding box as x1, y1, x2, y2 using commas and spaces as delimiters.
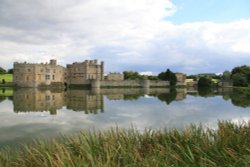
0, 87, 249, 147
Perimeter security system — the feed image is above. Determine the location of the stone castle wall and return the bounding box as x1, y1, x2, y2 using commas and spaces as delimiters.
67, 60, 104, 85
99, 80, 169, 88
13, 60, 65, 88
106, 73, 124, 81
13, 59, 185, 88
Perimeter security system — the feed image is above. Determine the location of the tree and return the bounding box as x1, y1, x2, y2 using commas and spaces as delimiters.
231, 65, 250, 83
0, 67, 6, 74
123, 71, 142, 80
8, 68, 13, 74
198, 77, 212, 88
231, 73, 248, 87
158, 69, 177, 86
222, 70, 231, 81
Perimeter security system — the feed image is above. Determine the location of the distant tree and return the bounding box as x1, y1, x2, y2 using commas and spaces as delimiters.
230, 65, 250, 86
8, 68, 13, 74
147, 75, 158, 80
187, 75, 198, 81
123, 71, 142, 80
212, 75, 222, 80
2, 79, 5, 84
198, 77, 212, 88
0, 67, 7, 74
158, 69, 177, 86
231, 73, 248, 87
222, 70, 231, 81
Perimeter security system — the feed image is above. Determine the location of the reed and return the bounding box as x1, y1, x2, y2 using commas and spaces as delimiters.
0, 121, 250, 167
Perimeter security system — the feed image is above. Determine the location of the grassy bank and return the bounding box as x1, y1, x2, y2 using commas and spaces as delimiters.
0, 74, 13, 87
0, 122, 250, 166
0, 74, 13, 83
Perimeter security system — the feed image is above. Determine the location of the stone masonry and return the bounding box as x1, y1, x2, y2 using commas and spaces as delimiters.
13, 60, 65, 87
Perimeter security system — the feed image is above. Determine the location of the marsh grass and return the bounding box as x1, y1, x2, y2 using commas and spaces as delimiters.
0, 121, 250, 166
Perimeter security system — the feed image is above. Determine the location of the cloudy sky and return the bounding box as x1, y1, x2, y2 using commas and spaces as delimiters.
0, 0, 249, 74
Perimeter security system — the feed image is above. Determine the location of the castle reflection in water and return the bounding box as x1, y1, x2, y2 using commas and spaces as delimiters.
12, 88, 188, 115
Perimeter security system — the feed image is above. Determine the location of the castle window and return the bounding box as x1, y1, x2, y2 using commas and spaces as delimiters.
45, 75, 50, 80
27, 69, 31, 72
53, 69, 56, 73
40, 69, 44, 72
52, 75, 55, 80
26, 76, 29, 81
46, 69, 50, 73
45, 95, 50, 101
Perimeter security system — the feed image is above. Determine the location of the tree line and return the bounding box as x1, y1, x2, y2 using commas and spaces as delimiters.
195, 65, 250, 88
0, 67, 13, 74
123, 69, 177, 86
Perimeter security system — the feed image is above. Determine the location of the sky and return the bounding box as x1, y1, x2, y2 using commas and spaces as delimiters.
0, 0, 250, 75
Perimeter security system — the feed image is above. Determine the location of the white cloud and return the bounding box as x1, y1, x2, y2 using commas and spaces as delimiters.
0, 0, 249, 74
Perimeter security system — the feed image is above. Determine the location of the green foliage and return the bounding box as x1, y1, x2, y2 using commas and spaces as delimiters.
187, 75, 198, 81
222, 70, 231, 81
0, 67, 6, 74
147, 75, 158, 80
7, 69, 13, 74
0, 122, 250, 166
232, 73, 248, 87
158, 69, 177, 86
123, 71, 142, 80
231, 65, 250, 87
198, 77, 213, 88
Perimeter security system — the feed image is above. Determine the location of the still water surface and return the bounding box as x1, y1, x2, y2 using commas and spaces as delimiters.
0, 87, 249, 146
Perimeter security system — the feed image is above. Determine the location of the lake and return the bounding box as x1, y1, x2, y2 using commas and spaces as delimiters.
0, 87, 249, 147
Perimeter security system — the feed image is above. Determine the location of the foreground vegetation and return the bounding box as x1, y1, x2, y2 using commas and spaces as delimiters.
0, 122, 250, 166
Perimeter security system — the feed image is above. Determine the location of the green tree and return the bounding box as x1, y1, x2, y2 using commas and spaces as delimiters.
0, 67, 7, 74
158, 69, 177, 86
123, 71, 142, 80
198, 77, 212, 88
8, 68, 13, 74
231, 65, 250, 83
222, 70, 231, 81
231, 73, 248, 87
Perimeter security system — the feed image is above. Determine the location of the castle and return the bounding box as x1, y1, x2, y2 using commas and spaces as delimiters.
13, 59, 185, 88
13, 59, 104, 87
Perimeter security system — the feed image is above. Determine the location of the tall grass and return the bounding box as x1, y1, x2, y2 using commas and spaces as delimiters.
0, 121, 250, 166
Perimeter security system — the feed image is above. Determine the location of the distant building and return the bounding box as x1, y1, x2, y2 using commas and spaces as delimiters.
13, 59, 104, 87
66, 60, 104, 85
13, 59, 65, 87
175, 72, 186, 83
106, 73, 124, 81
